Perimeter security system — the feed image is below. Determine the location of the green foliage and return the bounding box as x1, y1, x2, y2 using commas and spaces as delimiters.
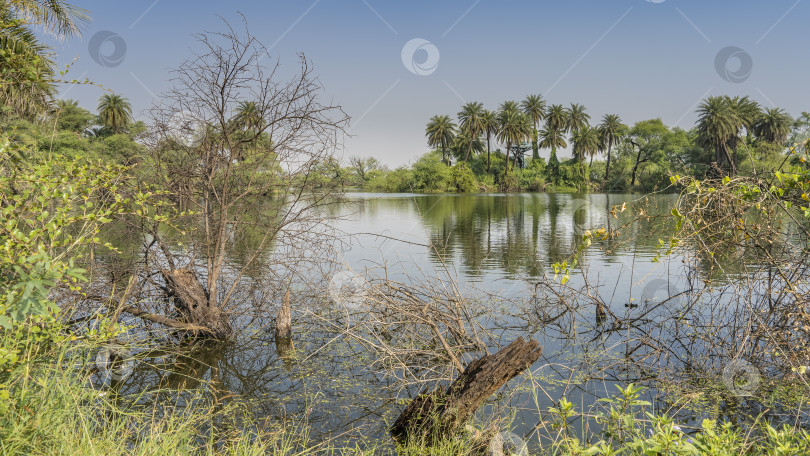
449, 162, 478, 193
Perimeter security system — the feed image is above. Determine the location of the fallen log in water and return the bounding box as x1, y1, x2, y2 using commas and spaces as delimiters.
390, 337, 542, 445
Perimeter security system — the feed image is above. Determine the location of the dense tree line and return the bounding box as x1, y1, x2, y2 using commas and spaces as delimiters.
343, 95, 808, 193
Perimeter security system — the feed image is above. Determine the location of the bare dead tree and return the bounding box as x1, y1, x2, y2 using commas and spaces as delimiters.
120, 17, 349, 339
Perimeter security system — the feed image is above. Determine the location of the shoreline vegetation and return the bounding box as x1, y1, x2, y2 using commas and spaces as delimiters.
342, 97, 809, 195
2, 2, 810, 455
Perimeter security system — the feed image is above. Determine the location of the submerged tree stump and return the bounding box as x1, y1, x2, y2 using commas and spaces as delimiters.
274, 291, 294, 359
390, 337, 543, 445
161, 269, 232, 339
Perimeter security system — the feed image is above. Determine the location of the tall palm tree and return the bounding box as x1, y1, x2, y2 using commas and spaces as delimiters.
426, 114, 457, 165
544, 104, 569, 168
572, 126, 602, 186
481, 109, 498, 172
572, 126, 601, 163
696, 96, 741, 174
5, 0, 89, 38
234, 101, 264, 132
453, 129, 485, 161
521, 94, 546, 161
599, 114, 626, 182
565, 103, 590, 137
754, 107, 792, 145
497, 108, 531, 179
457, 101, 485, 161
97, 93, 132, 134
0, 1, 89, 117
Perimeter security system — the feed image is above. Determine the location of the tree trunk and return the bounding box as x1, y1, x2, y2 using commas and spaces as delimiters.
486, 133, 492, 172
390, 337, 542, 445
532, 128, 539, 160
631, 142, 643, 187
162, 269, 232, 339
604, 139, 613, 183
274, 291, 294, 359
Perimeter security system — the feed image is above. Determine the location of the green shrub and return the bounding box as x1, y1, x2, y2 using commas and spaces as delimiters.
449, 163, 479, 192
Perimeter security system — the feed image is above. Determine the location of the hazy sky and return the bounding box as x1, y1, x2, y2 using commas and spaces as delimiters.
50, 1, 809, 167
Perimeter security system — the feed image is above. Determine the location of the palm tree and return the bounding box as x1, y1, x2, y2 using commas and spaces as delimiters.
481, 109, 498, 172
754, 107, 792, 145
572, 126, 601, 185
599, 114, 626, 182
453, 129, 485, 161
4, 0, 89, 38
457, 101, 486, 161
572, 126, 601, 163
234, 101, 264, 132
97, 93, 132, 134
544, 104, 569, 168
521, 94, 546, 161
696, 96, 741, 174
497, 108, 532, 179
565, 103, 590, 138
426, 114, 457, 165
0, 1, 89, 117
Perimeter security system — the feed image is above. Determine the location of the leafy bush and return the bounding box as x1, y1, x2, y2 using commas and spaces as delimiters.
449, 162, 479, 192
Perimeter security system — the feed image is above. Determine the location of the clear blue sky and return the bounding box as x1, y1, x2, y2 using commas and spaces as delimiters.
49, 0, 809, 167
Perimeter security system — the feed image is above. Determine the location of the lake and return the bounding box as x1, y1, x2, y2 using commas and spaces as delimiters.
103, 192, 792, 451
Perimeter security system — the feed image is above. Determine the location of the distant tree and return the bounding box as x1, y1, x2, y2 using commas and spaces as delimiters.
426, 114, 457, 165
51, 99, 94, 134
349, 156, 383, 183
481, 109, 498, 172
696, 96, 741, 174
457, 101, 485, 161
496, 106, 531, 179
598, 114, 627, 182
97, 94, 132, 134
565, 103, 590, 137
754, 107, 792, 145
521, 94, 546, 161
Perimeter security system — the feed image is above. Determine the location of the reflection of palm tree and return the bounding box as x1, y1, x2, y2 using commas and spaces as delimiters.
522, 94, 546, 161
426, 114, 457, 165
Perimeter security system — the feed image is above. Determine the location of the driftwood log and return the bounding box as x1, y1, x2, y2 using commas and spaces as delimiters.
161, 269, 232, 339
390, 337, 542, 445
